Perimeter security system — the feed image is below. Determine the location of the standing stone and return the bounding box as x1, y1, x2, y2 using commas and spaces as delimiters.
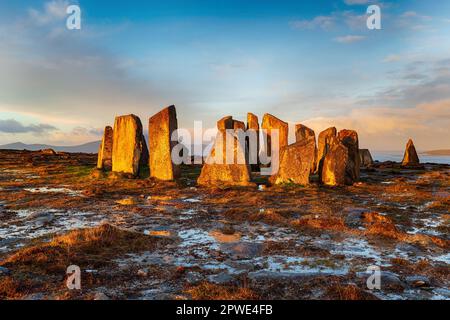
338, 129, 360, 184
97, 126, 113, 170
402, 139, 420, 166
261, 114, 289, 157
197, 131, 252, 187
149, 105, 180, 181
270, 138, 315, 185
359, 149, 374, 167
295, 124, 317, 174
247, 113, 260, 169
317, 127, 337, 167
112, 115, 145, 176
217, 116, 234, 131
140, 136, 149, 167
320, 137, 349, 186
233, 120, 246, 131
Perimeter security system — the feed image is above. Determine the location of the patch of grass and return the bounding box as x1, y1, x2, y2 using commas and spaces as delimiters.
65, 165, 93, 178
324, 283, 378, 300
186, 282, 259, 300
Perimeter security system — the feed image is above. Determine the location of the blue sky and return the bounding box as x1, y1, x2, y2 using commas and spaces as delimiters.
0, 0, 449, 150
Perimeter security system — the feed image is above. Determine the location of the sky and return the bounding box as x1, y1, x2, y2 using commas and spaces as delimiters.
0, 0, 449, 151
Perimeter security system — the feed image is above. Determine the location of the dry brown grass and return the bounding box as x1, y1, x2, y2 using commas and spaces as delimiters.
324, 282, 378, 300
186, 282, 259, 300
1, 224, 169, 274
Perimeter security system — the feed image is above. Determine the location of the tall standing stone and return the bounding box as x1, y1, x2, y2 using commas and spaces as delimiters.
270, 138, 316, 185
359, 149, 374, 167
149, 105, 180, 181
217, 116, 234, 131
247, 113, 260, 169
197, 131, 252, 187
97, 126, 113, 170
402, 139, 420, 166
338, 129, 360, 184
261, 114, 289, 158
320, 137, 349, 186
317, 127, 337, 167
233, 120, 246, 131
295, 124, 317, 174
112, 114, 145, 176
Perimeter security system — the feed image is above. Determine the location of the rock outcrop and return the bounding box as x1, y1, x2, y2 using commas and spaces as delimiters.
148, 105, 180, 181
112, 114, 145, 176
197, 131, 252, 187
295, 124, 317, 173
338, 129, 360, 184
97, 126, 113, 170
359, 149, 374, 167
270, 138, 316, 185
261, 114, 289, 158
402, 139, 420, 166
319, 137, 348, 186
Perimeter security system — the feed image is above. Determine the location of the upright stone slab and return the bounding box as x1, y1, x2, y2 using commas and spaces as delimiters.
320, 137, 349, 186
359, 149, 374, 167
233, 120, 246, 131
295, 124, 317, 174
112, 115, 145, 176
402, 139, 420, 166
97, 126, 113, 170
217, 116, 234, 131
197, 131, 252, 187
247, 113, 260, 169
270, 138, 315, 185
148, 105, 180, 181
261, 114, 289, 158
338, 129, 360, 184
317, 127, 337, 166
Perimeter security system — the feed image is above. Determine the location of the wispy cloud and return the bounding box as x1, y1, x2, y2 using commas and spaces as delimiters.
289, 16, 335, 31
334, 35, 366, 43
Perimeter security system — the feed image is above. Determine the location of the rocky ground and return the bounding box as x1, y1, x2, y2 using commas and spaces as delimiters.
0, 149, 448, 300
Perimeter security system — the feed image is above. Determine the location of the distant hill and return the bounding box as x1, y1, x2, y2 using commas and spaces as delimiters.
0, 141, 100, 153
421, 149, 450, 156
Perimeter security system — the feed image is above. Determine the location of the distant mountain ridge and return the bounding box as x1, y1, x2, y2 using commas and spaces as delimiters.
421, 149, 450, 156
0, 141, 101, 153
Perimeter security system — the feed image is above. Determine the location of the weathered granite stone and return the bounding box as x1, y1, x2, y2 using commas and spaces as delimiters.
295, 124, 317, 173
247, 113, 260, 169
359, 149, 374, 167
148, 105, 180, 181
317, 127, 337, 166
338, 129, 360, 184
402, 139, 420, 166
97, 126, 113, 170
270, 138, 315, 185
112, 114, 145, 176
261, 113, 289, 158
217, 116, 234, 131
197, 131, 252, 187
319, 137, 349, 186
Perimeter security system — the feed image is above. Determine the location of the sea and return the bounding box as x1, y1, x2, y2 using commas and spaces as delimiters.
372, 151, 450, 165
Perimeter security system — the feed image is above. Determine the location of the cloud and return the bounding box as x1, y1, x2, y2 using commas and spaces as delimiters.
0, 119, 57, 134
289, 16, 336, 31
344, 0, 371, 5
334, 35, 366, 43
303, 100, 450, 150
383, 54, 402, 63
28, 0, 70, 26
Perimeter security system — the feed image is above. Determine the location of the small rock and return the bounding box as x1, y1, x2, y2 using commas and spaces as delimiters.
94, 292, 110, 300
208, 272, 234, 284
137, 269, 148, 277
406, 275, 430, 288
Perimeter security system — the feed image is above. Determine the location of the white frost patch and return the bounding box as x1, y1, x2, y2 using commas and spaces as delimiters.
183, 198, 201, 203
24, 187, 83, 197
